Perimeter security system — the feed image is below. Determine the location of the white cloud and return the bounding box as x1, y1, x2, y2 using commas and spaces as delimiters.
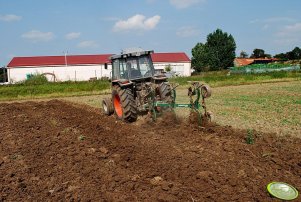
21, 30, 54, 42
77, 40, 98, 48
169, 0, 205, 9
65, 32, 81, 40
176, 26, 200, 37
274, 22, 301, 46
113, 14, 161, 32
0, 14, 22, 22
277, 22, 301, 37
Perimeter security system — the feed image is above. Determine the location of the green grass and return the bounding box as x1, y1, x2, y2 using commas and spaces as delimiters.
206, 81, 301, 137
0, 80, 110, 101
62, 80, 301, 138
169, 70, 301, 87
1, 70, 301, 101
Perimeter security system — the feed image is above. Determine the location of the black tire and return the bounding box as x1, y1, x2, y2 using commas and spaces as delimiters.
112, 86, 137, 122
201, 85, 212, 98
158, 82, 174, 103
102, 98, 114, 116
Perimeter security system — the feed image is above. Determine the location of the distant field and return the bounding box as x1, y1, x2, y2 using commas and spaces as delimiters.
170, 70, 301, 87
1, 73, 300, 137
0, 70, 300, 101
62, 80, 301, 138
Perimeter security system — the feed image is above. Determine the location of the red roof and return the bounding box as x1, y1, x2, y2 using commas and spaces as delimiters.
234, 58, 279, 67
7, 54, 113, 67
7, 52, 190, 68
234, 58, 254, 66
151, 52, 190, 63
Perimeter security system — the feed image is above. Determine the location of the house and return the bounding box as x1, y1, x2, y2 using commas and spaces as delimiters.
6, 52, 191, 83
234, 58, 278, 67
151, 52, 191, 76
7, 54, 112, 83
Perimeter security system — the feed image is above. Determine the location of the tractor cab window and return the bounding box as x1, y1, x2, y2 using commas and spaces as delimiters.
112, 59, 128, 80
112, 54, 154, 81
120, 61, 127, 79
127, 58, 142, 79
139, 56, 153, 78
112, 60, 119, 80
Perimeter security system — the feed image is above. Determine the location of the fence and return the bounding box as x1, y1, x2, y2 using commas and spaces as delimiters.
230, 64, 301, 74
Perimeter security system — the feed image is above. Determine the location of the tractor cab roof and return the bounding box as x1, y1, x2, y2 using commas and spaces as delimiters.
110, 49, 154, 60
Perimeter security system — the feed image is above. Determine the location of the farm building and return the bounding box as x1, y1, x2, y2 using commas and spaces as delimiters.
151, 52, 191, 76
7, 54, 112, 83
234, 58, 278, 67
6, 52, 191, 83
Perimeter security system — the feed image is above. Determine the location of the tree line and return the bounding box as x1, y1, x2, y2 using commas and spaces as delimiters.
192, 29, 301, 72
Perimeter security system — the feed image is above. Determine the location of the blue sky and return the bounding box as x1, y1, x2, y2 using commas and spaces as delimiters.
1, 0, 301, 66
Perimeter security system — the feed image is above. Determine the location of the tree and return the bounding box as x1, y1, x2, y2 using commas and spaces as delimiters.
0, 66, 8, 83
251, 49, 266, 58
191, 29, 236, 71
274, 47, 301, 60
291, 47, 301, 59
191, 43, 209, 72
274, 53, 288, 60
239, 51, 248, 58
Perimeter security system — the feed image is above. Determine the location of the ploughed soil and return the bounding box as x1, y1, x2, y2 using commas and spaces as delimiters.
0, 100, 300, 201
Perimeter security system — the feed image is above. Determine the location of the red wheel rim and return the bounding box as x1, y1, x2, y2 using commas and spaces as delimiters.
113, 94, 123, 118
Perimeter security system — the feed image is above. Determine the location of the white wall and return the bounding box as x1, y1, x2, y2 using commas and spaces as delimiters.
8, 64, 112, 83
153, 62, 191, 76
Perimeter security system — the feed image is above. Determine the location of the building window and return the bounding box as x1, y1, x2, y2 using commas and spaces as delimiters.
104, 63, 108, 70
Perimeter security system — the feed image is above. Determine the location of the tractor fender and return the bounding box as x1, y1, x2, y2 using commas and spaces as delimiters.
112, 79, 133, 87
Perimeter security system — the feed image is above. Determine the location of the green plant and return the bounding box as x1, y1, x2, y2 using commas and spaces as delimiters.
246, 129, 254, 144
78, 135, 86, 141
165, 64, 172, 72
22, 74, 49, 85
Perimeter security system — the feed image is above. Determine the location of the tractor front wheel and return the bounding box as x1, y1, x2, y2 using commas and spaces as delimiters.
112, 86, 137, 122
102, 98, 114, 115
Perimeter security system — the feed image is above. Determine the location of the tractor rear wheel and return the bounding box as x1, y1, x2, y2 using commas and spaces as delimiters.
102, 98, 114, 115
112, 86, 137, 122
158, 82, 174, 103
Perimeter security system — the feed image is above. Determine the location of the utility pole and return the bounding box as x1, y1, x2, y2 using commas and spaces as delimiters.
63, 51, 68, 67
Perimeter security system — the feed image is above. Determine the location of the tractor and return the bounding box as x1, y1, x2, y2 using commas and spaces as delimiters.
102, 49, 212, 124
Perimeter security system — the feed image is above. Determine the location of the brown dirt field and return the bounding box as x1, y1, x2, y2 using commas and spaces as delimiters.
0, 100, 300, 201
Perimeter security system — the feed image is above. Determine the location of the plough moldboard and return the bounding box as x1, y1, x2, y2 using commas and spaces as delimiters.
146, 81, 213, 125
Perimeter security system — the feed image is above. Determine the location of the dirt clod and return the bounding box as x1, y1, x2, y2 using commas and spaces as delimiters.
150, 176, 164, 186
99, 147, 108, 154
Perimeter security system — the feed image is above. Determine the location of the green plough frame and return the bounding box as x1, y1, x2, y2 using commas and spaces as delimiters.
146, 82, 210, 125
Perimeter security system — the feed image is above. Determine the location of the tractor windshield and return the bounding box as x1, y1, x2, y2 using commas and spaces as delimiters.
126, 55, 154, 80
138, 55, 154, 78
112, 54, 154, 81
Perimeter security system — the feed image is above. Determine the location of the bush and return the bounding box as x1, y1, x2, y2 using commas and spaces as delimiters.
21, 74, 49, 85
